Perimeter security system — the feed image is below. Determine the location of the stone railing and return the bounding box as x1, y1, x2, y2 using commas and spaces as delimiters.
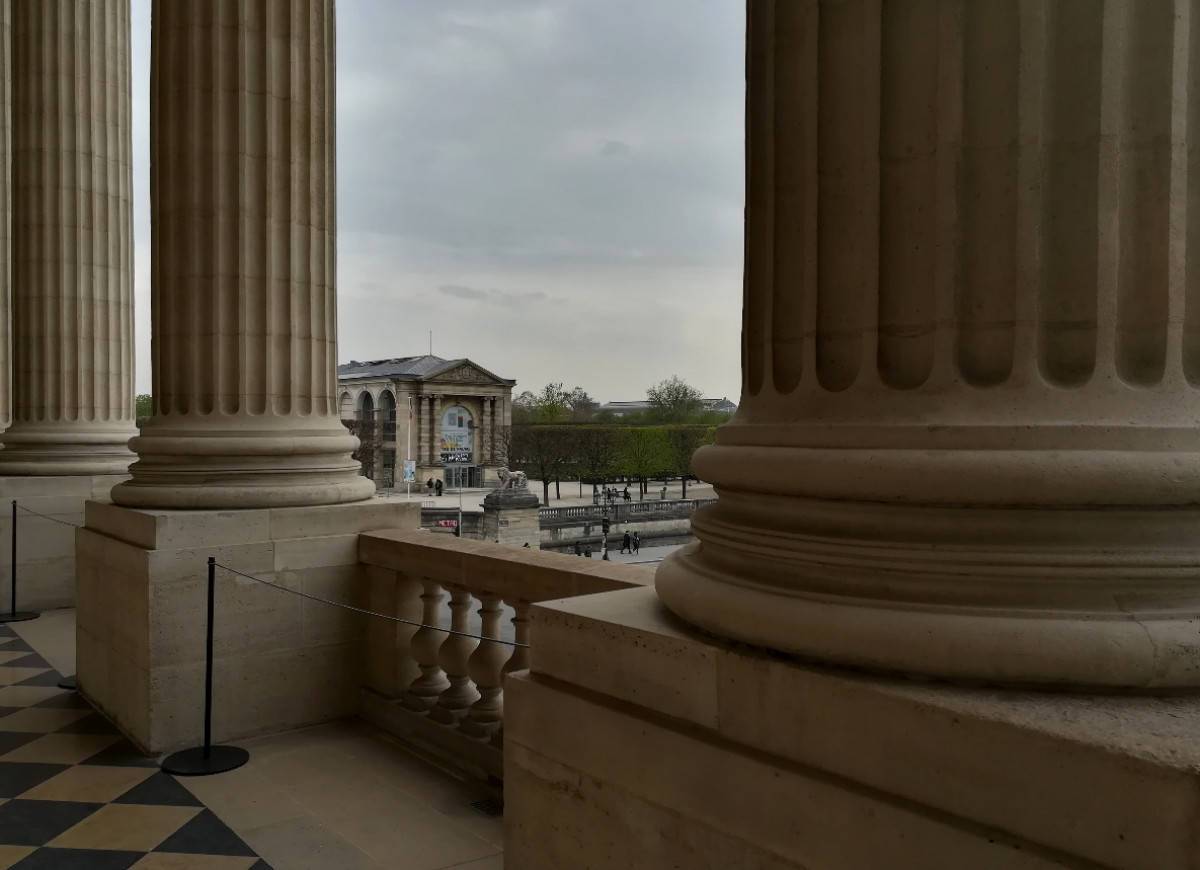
357, 529, 653, 781
538, 497, 716, 526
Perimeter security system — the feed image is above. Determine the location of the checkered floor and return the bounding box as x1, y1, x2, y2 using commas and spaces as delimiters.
0, 623, 270, 869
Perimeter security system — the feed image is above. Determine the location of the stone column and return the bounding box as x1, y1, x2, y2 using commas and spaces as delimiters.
113, 0, 372, 508
658, 0, 1200, 690
0, 0, 10, 436
480, 397, 492, 464
0, 0, 136, 474
415, 393, 427, 471
432, 395, 443, 466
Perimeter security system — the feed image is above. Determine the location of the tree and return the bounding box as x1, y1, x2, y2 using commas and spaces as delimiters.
135, 394, 153, 425
509, 424, 573, 505
616, 428, 672, 498
666, 426, 710, 498
576, 427, 620, 493
647, 376, 704, 423
512, 391, 539, 425
567, 387, 598, 422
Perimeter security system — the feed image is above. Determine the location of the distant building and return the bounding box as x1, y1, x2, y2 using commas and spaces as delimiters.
338, 355, 516, 489
597, 397, 738, 418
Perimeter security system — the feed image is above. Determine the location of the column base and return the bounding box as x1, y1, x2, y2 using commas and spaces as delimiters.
0, 424, 136, 476
654, 443, 1200, 690
75, 498, 418, 753
507, 587, 1200, 870
0, 475, 128, 611
112, 416, 376, 509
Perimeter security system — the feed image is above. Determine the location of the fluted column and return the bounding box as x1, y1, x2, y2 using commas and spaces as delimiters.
480, 397, 492, 464
432, 395, 443, 466
658, 0, 1200, 690
113, 0, 372, 508
0, 0, 10, 436
0, 0, 136, 474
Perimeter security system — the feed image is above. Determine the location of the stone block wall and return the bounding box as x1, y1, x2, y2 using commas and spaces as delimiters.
0, 475, 127, 612
76, 499, 419, 753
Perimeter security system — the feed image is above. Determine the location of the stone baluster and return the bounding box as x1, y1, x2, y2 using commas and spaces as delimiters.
402, 579, 449, 713
430, 586, 479, 725
461, 593, 506, 739
502, 600, 531, 677
1, 0, 137, 473
111, 0, 372, 508
657, 0, 1200, 690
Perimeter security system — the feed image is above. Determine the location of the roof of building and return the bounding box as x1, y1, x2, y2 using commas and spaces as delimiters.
338, 355, 515, 385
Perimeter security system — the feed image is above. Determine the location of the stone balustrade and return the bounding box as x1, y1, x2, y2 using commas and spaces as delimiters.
357, 529, 652, 780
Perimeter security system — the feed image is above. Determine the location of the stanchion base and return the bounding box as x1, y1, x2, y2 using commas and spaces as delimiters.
57, 676, 77, 691
161, 746, 249, 777
0, 611, 38, 624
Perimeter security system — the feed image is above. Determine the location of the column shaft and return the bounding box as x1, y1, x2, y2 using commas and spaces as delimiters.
0, 0, 9, 435
1, 0, 136, 474
657, 0, 1200, 690
432, 395, 443, 466
480, 397, 492, 464
113, 0, 372, 508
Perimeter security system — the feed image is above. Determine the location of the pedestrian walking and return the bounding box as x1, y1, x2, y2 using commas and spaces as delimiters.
435, 479, 443, 497
584, 546, 593, 558
574, 541, 582, 557
622, 531, 632, 554
633, 532, 641, 555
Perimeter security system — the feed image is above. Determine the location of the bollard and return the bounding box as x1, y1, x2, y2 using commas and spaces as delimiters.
160, 557, 249, 776
0, 502, 39, 624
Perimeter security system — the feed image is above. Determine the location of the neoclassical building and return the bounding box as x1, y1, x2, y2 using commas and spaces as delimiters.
338, 355, 514, 488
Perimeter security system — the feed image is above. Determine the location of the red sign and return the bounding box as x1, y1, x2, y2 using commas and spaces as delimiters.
436, 519, 459, 529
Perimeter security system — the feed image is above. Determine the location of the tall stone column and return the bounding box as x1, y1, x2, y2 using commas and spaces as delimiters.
0, 0, 10, 436
113, 0, 372, 508
480, 397, 492, 464
0, 0, 136, 474
658, 0, 1200, 690
432, 395, 443, 466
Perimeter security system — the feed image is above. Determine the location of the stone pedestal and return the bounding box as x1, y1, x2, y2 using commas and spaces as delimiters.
75, 498, 418, 753
507, 587, 1200, 870
0, 475, 126, 612
482, 489, 540, 549
656, 0, 1200, 689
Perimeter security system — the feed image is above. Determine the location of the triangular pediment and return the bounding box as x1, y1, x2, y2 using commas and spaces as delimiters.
429, 361, 504, 385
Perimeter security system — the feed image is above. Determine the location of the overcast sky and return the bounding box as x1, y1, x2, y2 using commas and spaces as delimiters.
128, 1, 745, 404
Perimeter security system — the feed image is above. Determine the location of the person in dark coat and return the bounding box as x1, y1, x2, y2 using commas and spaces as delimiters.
435, 479, 443, 496
584, 546, 593, 558
574, 541, 583, 557
633, 532, 641, 554
622, 531, 632, 554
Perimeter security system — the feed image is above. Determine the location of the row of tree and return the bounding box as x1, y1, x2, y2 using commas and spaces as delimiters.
513, 376, 731, 426
507, 423, 716, 506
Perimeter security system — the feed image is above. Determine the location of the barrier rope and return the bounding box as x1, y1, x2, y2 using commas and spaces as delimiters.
14, 503, 83, 529
213, 561, 529, 648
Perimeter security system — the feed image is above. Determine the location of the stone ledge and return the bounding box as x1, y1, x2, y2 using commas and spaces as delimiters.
528, 587, 1200, 869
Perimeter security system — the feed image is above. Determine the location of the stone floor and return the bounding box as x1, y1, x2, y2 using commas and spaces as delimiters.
0, 611, 505, 870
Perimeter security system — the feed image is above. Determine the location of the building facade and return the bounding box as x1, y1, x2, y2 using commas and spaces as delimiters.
338, 355, 515, 489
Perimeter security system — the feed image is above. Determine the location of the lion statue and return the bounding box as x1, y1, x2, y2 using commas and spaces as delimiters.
496, 467, 529, 490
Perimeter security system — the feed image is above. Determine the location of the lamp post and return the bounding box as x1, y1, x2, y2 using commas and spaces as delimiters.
406, 395, 413, 500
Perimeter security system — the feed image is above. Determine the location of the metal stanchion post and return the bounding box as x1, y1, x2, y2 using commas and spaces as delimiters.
161, 557, 249, 776
1, 502, 39, 624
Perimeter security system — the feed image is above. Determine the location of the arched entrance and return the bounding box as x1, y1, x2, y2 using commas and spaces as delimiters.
440, 404, 480, 488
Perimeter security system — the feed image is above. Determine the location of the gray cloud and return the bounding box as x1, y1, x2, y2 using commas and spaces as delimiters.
438, 284, 550, 306
129, 0, 745, 403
